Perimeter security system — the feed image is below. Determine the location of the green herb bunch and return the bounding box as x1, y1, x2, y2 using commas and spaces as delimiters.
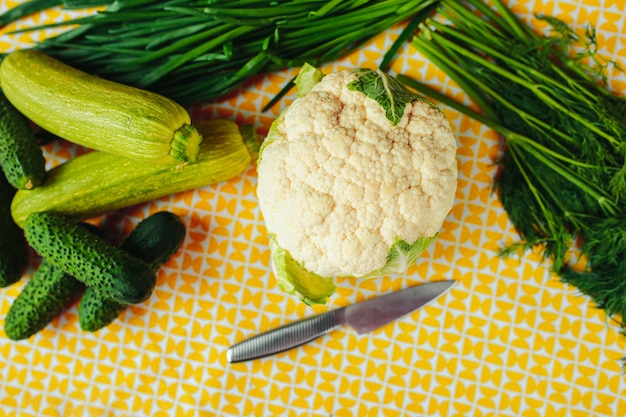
397, 0, 626, 332
1, 0, 439, 105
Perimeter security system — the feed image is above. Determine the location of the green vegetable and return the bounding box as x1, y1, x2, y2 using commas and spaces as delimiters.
3, 222, 103, 341
0, 49, 202, 163
270, 234, 440, 306
0, 1, 110, 27
348, 68, 434, 126
3, 0, 439, 104
0, 0, 63, 27
398, 0, 626, 331
0, 171, 27, 287
269, 235, 336, 306
23, 212, 156, 304
293, 63, 325, 98
11, 119, 256, 228
0, 89, 46, 190
4, 260, 84, 340
78, 211, 186, 332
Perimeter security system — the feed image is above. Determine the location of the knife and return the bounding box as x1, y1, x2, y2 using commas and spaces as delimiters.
227, 279, 456, 363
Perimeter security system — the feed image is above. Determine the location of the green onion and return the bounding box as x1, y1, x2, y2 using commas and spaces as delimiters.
2, 0, 439, 104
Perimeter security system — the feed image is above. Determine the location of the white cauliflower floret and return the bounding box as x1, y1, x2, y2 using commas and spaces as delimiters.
257, 66, 458, 304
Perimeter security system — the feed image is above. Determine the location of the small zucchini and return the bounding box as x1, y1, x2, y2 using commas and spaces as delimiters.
23, 212, 156, 304
0, 89, 46, 190
0, 172, 27, 287
0, 49, 201, 163
11, 119, 255, 228
79, 211, 186, 332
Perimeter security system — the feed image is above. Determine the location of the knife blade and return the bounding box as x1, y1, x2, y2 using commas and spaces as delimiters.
227, 280, 456, 363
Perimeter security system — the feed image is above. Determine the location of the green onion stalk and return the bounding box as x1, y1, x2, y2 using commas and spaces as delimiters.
395, 0, 626, 333
1, 0, 439, 105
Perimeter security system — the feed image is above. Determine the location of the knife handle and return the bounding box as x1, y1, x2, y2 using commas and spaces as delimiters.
227, 310, 339, 363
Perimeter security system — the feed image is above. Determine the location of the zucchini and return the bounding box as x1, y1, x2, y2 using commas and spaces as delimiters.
0, 49, 201, 163
23, 212, 156, 304
11, 119, 255, 228
79, 211, 186, 332
0, 89, 46, 190
0, 172, 27, 287
4, 260, 84, 340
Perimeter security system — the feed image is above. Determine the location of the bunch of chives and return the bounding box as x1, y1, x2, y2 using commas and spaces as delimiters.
3, 0, 439, 104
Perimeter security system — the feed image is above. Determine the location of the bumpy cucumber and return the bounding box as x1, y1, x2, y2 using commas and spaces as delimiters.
0, 89, 46, 190
24, 212, 156, 304
11, 119, 254, 228
79, 211, 186, 332
0, 171, 27, 287
3, 223, 103, 340
0, 49, 201, 163
4, 260, 84, 340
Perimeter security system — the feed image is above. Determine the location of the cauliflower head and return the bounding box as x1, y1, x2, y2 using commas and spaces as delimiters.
257, 65, 458, 304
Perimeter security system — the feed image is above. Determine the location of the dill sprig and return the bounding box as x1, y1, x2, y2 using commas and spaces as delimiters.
1, 0, 440, 105
397, 0, 626, 333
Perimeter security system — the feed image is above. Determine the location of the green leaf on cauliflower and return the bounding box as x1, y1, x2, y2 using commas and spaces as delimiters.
294, 63, 325, 97
269, 233, 437, 305
359, 235, 438, 279
269, 235, 336, 306
258, 63, 324, 163
347, 68, 421, 126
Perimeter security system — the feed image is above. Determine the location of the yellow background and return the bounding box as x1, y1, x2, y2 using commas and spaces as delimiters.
1, 1, 625, 416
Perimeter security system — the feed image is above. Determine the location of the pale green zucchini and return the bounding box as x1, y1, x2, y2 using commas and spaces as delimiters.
11, 119, 256, 228
0, 49, 201, 163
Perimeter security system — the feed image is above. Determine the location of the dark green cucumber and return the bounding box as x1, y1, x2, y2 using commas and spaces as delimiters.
4, 261, 84, 340
24, 212, 156, 304
0, 171, 27, 287
78, 211, 186, 332
0, 89, 46, 190
3, 223, 102, 340
77, 288, 126, 333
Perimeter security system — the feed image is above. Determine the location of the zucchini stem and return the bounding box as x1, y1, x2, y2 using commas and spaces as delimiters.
170, 124, 203, 163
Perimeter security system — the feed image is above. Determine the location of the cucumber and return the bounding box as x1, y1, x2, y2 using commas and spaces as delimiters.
0, 88, 46, 190
0, 49, 202, 163
23, 212, 156, 304
4, 223, 103, 340
11, 119, 254, 228
0, 171, 27, 287
4, 258, 84, 341
119, 211, 187, 272
79, 211, 186, 332
3, 223, 102, 340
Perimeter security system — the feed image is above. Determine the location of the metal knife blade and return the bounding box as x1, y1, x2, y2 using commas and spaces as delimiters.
227, 280, 456, 363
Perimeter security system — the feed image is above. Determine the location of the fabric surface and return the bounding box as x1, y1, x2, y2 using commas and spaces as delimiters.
0, 1, 625, 416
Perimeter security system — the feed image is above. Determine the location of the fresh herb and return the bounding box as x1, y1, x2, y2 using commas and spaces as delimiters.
2, 0, 439, 105
0, 0, 110, 27
396, 0, 626, 332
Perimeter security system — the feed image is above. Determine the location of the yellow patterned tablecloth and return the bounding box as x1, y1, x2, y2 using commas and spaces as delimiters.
1, 1, 625, 416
